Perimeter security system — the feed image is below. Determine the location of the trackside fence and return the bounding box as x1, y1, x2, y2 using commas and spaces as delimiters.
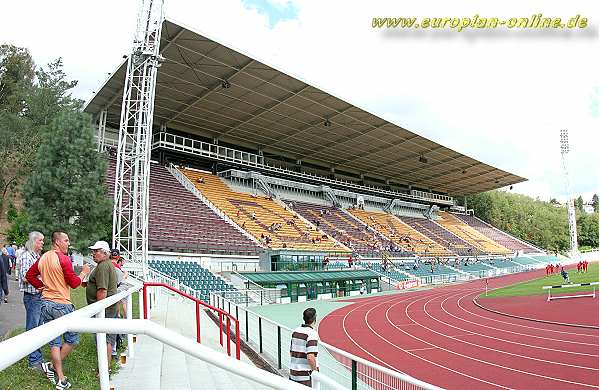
210, 292, 443, 390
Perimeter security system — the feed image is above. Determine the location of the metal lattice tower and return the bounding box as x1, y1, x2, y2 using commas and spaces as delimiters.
560, 129, 579, 260
113, 0, 164, 277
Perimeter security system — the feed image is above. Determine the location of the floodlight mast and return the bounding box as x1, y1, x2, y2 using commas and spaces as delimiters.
559, 129, 579, 260
112, 0, 164, 278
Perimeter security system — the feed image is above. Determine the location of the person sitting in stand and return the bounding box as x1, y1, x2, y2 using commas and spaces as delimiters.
196, 177, 205, 184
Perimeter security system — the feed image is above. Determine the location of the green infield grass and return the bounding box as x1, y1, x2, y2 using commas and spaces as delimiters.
482, 264, 597, 298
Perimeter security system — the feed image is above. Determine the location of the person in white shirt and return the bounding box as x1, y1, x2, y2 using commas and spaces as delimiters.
289, 308, 319, 386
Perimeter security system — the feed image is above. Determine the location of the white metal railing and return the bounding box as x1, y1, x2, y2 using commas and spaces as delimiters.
210, 292, 443, 390
0, 280, 342, 390
147, 267, 181, 290
153, 132, 454, 206
0, 283, 142, 390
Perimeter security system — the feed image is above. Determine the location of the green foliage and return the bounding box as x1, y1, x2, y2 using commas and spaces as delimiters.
593, 194, 599, 212
6, 208, 28, 246
578, 213, 599, 248
575, 196, 584, 214
0, 44, 35, 114
27, 58, 82, 127
6, 202, 17, 222
0, 47, 82, 219
24, 110, 112, 253
466, 190, 571, 254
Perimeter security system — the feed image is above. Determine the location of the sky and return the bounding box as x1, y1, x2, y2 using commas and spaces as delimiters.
2, 0, 598, 203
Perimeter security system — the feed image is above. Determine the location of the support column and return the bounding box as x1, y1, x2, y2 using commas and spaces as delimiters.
97, 109, 107, 152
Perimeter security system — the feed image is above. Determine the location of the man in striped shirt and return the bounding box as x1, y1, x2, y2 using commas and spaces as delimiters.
289, 308, 319, 386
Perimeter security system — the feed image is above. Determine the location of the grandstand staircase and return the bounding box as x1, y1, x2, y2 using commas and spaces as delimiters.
166, 164, 263, 247
111, 292, 271, 390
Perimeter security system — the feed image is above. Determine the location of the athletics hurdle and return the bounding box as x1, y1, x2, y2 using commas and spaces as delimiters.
543, 281, 599, 302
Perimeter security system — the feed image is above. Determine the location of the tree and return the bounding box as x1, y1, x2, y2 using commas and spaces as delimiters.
593, 193, 599, 213
24, 110, 112, 252
0, 45, 37, 214
575, 196, 585, 214
467, 190, 572, 254
0, 44, 35, 114
27, 58, 82, 127
0, 50, 82, 223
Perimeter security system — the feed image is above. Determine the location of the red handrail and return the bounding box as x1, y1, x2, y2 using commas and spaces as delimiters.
143, 282, 241, 360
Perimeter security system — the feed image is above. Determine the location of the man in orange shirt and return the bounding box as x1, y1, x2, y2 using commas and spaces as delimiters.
26, 231, 90, 390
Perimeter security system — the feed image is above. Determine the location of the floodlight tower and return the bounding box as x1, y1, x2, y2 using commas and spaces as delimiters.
113, 0, 164, 278
560, 129, 579, 260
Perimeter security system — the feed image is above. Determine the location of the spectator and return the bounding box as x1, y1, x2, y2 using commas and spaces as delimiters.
0, 247, 8, 304
2, 247, 11, 279
359, 284, 366, 295
17, 231, 45, 370
26, 231, 91, 389
289, 308, 319, 386
6, 243, 16, 275
86, 241, 119, 367
111, 249, 128, 317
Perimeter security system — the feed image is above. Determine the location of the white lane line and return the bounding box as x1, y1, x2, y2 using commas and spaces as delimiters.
458, 292, 599, 339
419, 292, 599, 369
406, 346, 438, 352
442, 290, 599, 353
393, 292, 599, 388
356, 292, 516, 389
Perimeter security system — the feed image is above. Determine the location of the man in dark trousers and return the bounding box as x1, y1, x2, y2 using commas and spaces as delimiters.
86, 241, 118, 366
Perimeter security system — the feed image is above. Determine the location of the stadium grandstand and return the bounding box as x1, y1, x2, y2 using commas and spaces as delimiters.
4, 9, 578, 390
75, 16, 565, 389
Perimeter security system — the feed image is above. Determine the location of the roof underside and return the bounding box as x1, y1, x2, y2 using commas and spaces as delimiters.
85, 19, 526, 196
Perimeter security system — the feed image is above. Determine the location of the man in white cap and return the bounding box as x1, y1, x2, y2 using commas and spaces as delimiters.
86, 240, 118, 366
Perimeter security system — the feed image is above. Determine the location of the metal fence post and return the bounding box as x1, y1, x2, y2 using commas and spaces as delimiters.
127, 293, 135, 359
142, 284, 148, 319
245, 310, 249, 342
259, 317, 263, 353
277, 325, 282, 369
138, 288, 144, 320
351, 360, 357, 390
96, 309, 109, 390
196, 301, 201, 343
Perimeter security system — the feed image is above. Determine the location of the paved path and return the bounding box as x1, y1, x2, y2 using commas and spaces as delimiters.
0, 278, 25, 339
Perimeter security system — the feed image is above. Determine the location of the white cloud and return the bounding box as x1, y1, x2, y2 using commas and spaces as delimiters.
2, 0, 598, 201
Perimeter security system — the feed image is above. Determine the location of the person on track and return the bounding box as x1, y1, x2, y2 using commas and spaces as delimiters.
561, 267, 570, 284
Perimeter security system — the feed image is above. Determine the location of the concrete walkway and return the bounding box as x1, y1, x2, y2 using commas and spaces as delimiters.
111, 290, 273, 390
0, 278, 25, 339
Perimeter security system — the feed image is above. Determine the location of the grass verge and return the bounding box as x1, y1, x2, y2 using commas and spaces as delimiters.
0, 289, 139, 390
482, 265, 598, 298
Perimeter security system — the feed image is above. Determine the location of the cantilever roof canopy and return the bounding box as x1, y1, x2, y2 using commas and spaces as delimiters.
85, 19, 526, 196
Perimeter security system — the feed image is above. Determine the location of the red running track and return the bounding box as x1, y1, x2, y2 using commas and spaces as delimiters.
319, 269, 599, 389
